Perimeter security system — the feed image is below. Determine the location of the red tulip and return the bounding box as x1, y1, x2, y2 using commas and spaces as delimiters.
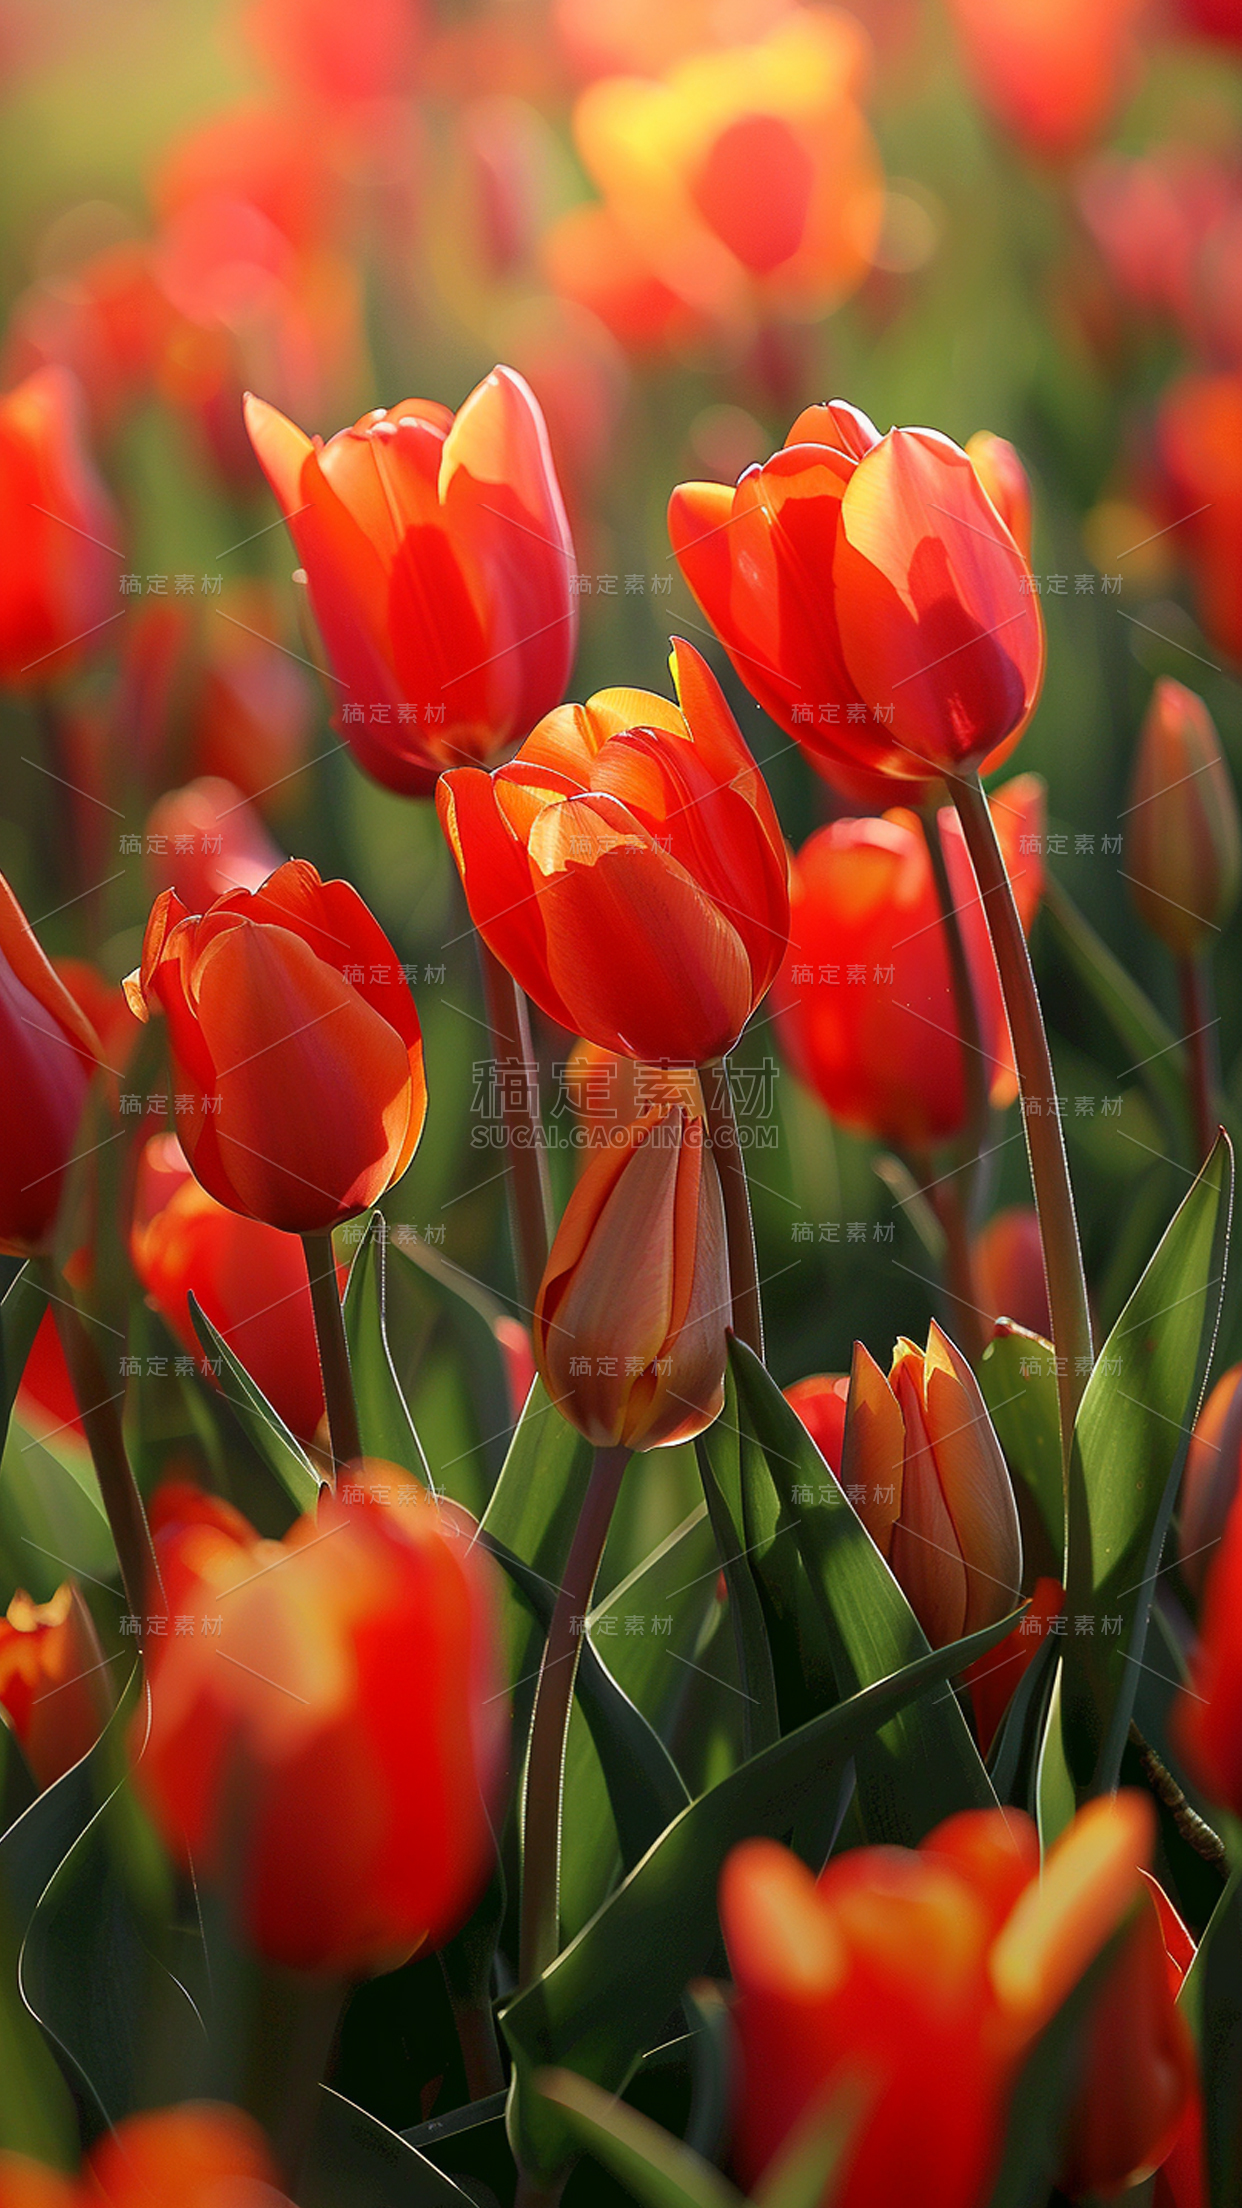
1176, 1468, 1242, 1810
0, 366, 121, 687
772, 777, 1044, 1151
1179, 1362, 1242, 1597
1124, 678, 1241, 958
0, 2101, 286, 2208
132, 1470, 506, 1975
784, 1372, 849, 1474
130, 1133, 339, 1446
1157, 372, 1242, 663
534, 1103, 729, 1449
944, 0, 1143, 162
0, 871, 102, 1256
0, 1582, 113, 1788
145, 777, 284, 913
244, 367, 577, 794
438, 638, 790, 1063
669, 402, 1045, 795
973, 1206, 1052, 1338
124, 860, 426, 1234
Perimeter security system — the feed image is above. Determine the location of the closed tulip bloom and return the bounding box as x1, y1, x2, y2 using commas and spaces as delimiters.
0, 1583, 113, 1789
772, 777, 1044, 1151
0, 872, 102, 1256
438, 639, 790, 1064
973, 1206, 1052, 1339
842, 1323, 1022, 1647
1125, 679, 1241, 958
721, 1792, 1187, 2208
145, 777, 284, 913
945, 0, 1142, 162
784, 1372, 849, 1475
1179, 1362, 1242, 1598
669, 403, 1045, 793
132, 1471, 506, 1975
1176, 1472, 1242, 1811
131, 1133, 337, 1446
244, 367, 576, 794
124, 860, 426, 1233
0, 366, 121, 687
534, 1103, 729, 1450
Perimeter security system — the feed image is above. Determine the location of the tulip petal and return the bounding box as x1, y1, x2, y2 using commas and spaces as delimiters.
922, 1324, 1022, 1635
436, 769, 579, 1034
890, 1354, 969, 1646
990, 1792, 1153, 2029
841, 1341, 905, 1558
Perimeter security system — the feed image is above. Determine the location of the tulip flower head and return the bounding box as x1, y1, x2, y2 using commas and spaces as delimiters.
669, 402, 1045, 795
1178, 1361, 1242, 1598
438, 638, 790, 1064
132, 1471, 506, 1976
784, 1371, 849, 1475
0, 1582, 112, 1789
945, 0, 1143, 163
0, 871, 102, 1257
534, 1102, 729, 1450
0, 365, 121, 688
771, 777, 1044, 1151
721, 1793, 1193, 2208
1124, 678, 1241, 959
1176, 1466, 1242, 1812
244, 367, 577, 794
125, 860, 426, 1234
0, 2100, 287, 2208
842, 1323, 1022, 1647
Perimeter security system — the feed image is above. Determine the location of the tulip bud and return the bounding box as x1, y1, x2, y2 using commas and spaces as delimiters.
966, 431, 1033, 561
0, 1582, 113, 1788
784, 1373, 849, 1475
1178, 1362, 1242, 1599
1124, 678, 1241, 958
534, 1104, 729, 1451
841, 1323, 1022, 1645
124, 860, 426, 1234
972, 1205, 1052, 1340
0, 871, 102, 1256
132, 1470, 506, 1975
1176, 1471, 1242, 1814
0, 365, 122, 687
145, 777, 283, 912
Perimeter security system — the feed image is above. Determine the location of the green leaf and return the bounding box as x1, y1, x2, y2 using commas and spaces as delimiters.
1049, 1132, 1232, 1832
0, 1880, 77, 2165
479, 1381, 594, 1684
978, 1329, 1064, 1577
385, 1238, 515, 1519
187, 1293, 321, 1515
695, 1363, 781, 1759
0, 1267, 45, 1455
502, 1604, 1021, 2184
1178, 1863, 1242, 2207
730, 1340, 997, 1842
534, 2066, 743, 2208
342, 1218, 432, 1484
306, 2086, 475, 2206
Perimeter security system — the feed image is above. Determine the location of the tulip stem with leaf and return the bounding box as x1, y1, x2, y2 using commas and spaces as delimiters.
302, 1232, 362, 1475
520, 1443, 630, 1991
1179, 954, 1222, 1167
951, 773, 1094, 1459
476, 936, 552, 1317
703, 1057, 764, 1360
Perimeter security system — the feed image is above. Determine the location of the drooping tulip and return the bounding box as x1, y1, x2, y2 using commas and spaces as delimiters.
437, 639, 790, 1064
0, 1583, 113, 1788
841, 1324, 1022, 1647
0, 871, 102, 1256
534, 1103, 729, 1450
669, 402, 1045, 796
124, 860, 425, 1234
771, 777, 1044, 1152
244, 367, 577, 793
944, 0, 1143, 164
1124, 678, 1241, 959
1179, 1362, 1242, 1598
721, 1793, 1193, 2208
130, 1133, 338, 1447
131, 1471, 506, 1975
0, 366, 122, 687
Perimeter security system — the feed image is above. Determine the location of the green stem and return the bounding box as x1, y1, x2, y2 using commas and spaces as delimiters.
301, 1234, 361, 1479
951, 775, 1094, 1473
519, 1445, 629, 1990
36, 1259, 161, 1634
439, 1960, 505, 2099
919, 803, 991, 1179
243, 1968, 347, 2194
702, 1057, 764, 1359
476, 936, 552, 1320
1178, 953, 1221, 1167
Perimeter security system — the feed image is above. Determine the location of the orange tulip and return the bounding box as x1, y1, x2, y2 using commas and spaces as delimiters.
669, 402, 1045, 795
841, 1324, 1022, 1647
570, 13, 884, 330
0, 366, 121, 688
784, 1371, 849, 1476
771, 777, 1044, 1151
438, 639, 790, 1064
130, 1133, 339, 1447
973, 1206, 1052, 1339
132, 1471, 506, 1975
945, 0, 1143, 163
562, 1037, 703, 1154
0, 1582, 113, 1789
0, 2101, 286, 2208
0, 872, 102, 1256
1157, 371, 1242, 663
124, 860, 426, 1234
534, 1103, 729, 1450
244, 367, 577, 794
145, 777, 284, 913
962, 1575, 1065, 1757
1176, 1469, 1242, 1811
1125, 679, 1241, 959
1178, 1361, 1242, 1597
721, 1793, 1191, 2208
